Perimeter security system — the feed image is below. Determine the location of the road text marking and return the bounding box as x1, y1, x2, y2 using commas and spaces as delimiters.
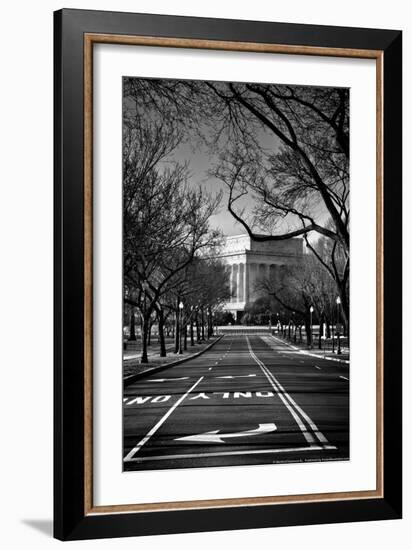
124, 376, 204, 462
124, 390, 279, 405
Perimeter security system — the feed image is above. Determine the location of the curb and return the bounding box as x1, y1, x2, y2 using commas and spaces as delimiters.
298, 349, 350, 365
270, 334, 350, 365
123, 335, 224, 387
123, 344, 175, 362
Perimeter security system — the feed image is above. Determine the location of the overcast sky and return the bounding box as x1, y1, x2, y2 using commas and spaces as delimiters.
125, 77, 332, 243
171, 122, 281, 237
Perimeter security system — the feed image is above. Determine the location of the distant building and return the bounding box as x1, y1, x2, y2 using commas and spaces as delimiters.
216, 234, 304, 321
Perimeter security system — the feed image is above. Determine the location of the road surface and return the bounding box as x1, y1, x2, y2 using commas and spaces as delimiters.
123, 334, 349, 470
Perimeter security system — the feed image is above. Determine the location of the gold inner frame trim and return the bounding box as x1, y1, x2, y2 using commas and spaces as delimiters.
83, 32, 384, 515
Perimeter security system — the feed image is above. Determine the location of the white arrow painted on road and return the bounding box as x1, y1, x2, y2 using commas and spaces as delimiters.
175, 423, 277, 444
148, 377, 190, 383
215, 374, 257, 379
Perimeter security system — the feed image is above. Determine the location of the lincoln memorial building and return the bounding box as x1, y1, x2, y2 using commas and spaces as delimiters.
216, 234, 304, 321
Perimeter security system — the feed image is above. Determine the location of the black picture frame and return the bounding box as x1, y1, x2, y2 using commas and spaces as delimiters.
54, 8, 402, 541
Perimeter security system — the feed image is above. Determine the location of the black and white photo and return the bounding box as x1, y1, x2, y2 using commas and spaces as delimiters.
122, 77, 350, 471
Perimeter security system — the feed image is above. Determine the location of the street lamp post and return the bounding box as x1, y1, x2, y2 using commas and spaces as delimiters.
336, 296, 342, 355
190, 305, 194, 346
309, 306, 314, 349
195, 305, 200, 343
178, 301, 184, 354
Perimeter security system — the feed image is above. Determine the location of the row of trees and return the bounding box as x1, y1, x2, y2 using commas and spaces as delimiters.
123, 77, 350, 358
123, 82, 230, 364
247, 246, 346, 347
125, 257, 229, 361
204, 82, 350, 330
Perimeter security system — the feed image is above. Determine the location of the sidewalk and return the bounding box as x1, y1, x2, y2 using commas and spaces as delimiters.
123, 337, 221, 380
271, 333, 350, 364
123, 342, 175, 361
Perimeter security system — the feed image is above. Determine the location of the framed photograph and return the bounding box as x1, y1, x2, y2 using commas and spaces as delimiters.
54, 8, 402, 540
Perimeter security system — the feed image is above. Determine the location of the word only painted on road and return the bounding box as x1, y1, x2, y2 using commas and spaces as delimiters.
124, 390, 277, 406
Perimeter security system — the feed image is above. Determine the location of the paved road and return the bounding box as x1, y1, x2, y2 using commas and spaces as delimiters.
123, 335, 349, 471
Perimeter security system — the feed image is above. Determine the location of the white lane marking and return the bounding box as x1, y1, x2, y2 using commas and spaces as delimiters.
125, 445, 336, 462
315, 366, 321, 370
248, 337, 332, 447
216, 374, 257, 379
124, 376, 204, 462
339, 376, 349, 381
257, 338, 333, 445
148, 377, 190, 383
265, 334, 300, 352
208, 367, 212, 371
266, 365, 329, 444
265, 335, 350, 365
246, 337, 315, 446
175, 423, 277, 444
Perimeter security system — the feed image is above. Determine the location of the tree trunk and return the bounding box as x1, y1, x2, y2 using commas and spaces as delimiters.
196, 313, 201, 343
208, 308, 213, 337
201, 308, 205, 341
190, 319, 194, 346
304, 318, 312, 347
158, 308, 166, 357
147, 319, 152, 347
183, 320, 187, 351
141, 315, 149, 363
128, 309, 136, 341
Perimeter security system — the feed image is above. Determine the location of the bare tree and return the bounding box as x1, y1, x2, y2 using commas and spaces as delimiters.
122, 77, 350, 358
123, 111, 222, 363
198, 83, 349, 320
163, 257, 231, 352
257, 253, 337, 347
135, 79, 350, 320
